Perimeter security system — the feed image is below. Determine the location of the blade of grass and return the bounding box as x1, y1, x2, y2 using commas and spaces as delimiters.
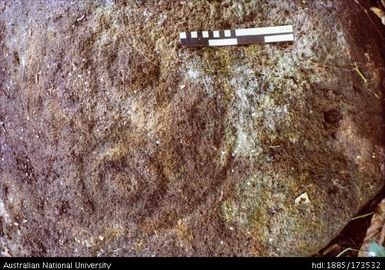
336, 247, 360, 257
351, 212, 374, 221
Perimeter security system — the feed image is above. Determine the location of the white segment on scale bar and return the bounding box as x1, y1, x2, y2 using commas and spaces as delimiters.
264, 33, 294, 43
208, 38, 238, 46
179, 32, 187, 39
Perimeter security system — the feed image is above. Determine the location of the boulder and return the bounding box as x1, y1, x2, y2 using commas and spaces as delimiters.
0, 0, 384, 256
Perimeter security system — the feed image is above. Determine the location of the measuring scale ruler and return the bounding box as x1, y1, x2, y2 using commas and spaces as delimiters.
179, 25, 294, 47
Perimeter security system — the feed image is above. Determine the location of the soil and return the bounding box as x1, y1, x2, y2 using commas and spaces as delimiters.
0, 0, 384, 257
319, 186, 385, 257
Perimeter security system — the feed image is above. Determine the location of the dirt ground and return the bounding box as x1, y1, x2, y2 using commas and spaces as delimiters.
0, 0, 385, 257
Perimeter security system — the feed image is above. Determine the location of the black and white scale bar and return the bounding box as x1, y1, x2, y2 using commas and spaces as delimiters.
180, 25, 294, 47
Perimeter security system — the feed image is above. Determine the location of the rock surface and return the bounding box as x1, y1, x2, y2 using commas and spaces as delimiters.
0, 0, 384, 256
